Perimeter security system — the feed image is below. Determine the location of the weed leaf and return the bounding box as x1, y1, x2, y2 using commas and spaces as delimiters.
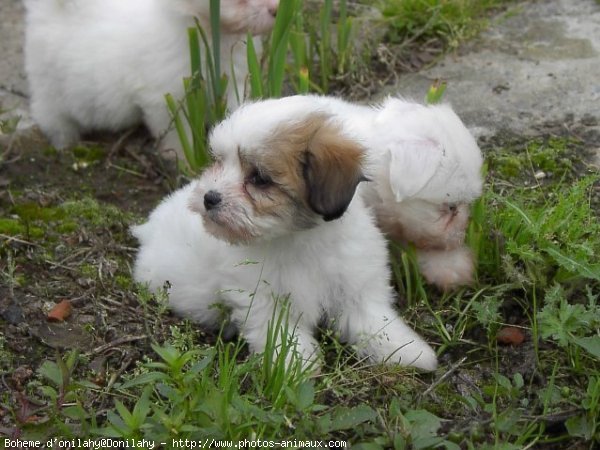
38, 360, 63, 387
352, 444, 383, 450
329, 405, 376, 432
544, 246, 600, 282
295, 380, 315, 410
404, 409, 442, 439
118, 372, 169, 390
565, 414, 594, 439
573, 336, 600, 360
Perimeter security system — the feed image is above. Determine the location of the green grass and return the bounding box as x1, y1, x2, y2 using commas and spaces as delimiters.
171, 0, 354, 173
0, 197, 130, 244
379, 0, 510, 49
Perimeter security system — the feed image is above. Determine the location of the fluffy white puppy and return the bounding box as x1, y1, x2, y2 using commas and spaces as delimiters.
24, 0, 278, 155
238, 95, 484, 290
334, 97, 484, 291
133, 102, 438, 372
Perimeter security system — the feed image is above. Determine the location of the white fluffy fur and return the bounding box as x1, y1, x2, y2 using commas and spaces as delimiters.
133, 102, 438, 372
205, 95, 484, 290
329, 96, 484, 290
24, 0, 278, 154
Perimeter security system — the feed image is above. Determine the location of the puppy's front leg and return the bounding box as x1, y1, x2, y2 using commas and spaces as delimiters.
336, 287, 438, 371
231, 305, 321, 370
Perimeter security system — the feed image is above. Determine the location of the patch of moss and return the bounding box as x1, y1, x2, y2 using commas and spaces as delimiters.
0, 116, 20, 134
3, 197, 133, 253
528, 138, 573, 173
115, 274, 133, 290
0, 217, 45, 240
56, 221, 79, 234
494, 155, 523, 178
79, 263, 97, 279
12, 203, 65, 223
72, 145, 106, 164
42, 146, 59, 157
61, 198, 130, 228
488, 136, 579, 181
25, 226, 45, 240
380, 0, 505, 48
0, 218, 26, 236
14, 274, 26, 286
6, 203, 67, 240
5, 197, 128, 242
421, 381, 470, 417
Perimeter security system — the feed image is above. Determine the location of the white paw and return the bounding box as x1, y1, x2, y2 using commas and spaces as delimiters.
384, 339, 438, 372
356, 329, 438, 372
399, 341, 438, 371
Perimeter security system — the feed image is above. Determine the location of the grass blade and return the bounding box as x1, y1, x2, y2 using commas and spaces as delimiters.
246, 33, 264, 99
267, 0, 297, 96
210, 0, 221, 100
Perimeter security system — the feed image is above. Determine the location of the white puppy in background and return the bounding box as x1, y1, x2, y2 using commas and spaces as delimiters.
133, 101, 438, 372
24, 0, 278, 155
334, 97, 484, 291
247, 95, 483, 291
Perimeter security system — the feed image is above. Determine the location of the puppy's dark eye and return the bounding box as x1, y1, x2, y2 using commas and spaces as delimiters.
248, 168, 273, 188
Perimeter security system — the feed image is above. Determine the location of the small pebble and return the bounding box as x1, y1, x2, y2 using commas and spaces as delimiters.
47, 299, 73, 322
496, 326, 525, 346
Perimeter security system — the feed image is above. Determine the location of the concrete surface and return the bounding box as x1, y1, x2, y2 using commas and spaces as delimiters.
1, 0, 599, 140
382, 0, 600, 138
0, 0, 30, 129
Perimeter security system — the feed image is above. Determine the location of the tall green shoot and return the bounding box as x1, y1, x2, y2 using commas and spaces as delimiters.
336, 0, 353, 74
166, 1, 229, 173
246, 0, 300, 99
318, 0, 333, 93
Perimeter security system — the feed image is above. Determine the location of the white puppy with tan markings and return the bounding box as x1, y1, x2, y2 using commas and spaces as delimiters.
24, 0, 278, 154
133, 102, 438, 372
239, 95, 484, 291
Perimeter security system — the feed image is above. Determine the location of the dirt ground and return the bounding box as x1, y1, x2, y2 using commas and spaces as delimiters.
0, 129, 182, 423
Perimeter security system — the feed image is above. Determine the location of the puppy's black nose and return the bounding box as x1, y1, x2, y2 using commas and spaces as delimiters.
204, 190, 222, 211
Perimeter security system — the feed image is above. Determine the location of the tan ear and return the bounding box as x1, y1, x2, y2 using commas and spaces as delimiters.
303, 121, 367, 221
